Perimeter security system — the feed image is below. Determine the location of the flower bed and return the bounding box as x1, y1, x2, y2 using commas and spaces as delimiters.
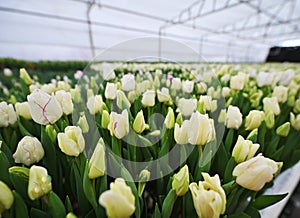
0, 62, 300, 218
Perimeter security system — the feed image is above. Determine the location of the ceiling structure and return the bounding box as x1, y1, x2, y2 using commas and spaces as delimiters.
0, 0, 299, 62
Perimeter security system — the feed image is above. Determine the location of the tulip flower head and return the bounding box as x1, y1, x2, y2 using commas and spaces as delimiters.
13, 136, 45, 166
99, 178, 135, 218
27, 89, 63, 125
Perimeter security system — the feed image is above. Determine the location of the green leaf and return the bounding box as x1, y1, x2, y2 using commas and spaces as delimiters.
162, 189, 177, 218
0, 151, 12, 186
244, 206, 261, 218
65, 195, 73, 213
227, 212, 251, 218
250, 193, 288, 210
224, 157, 237, 183
225, 129, 234, 153
47, 191, 66, 218
12, 191, 29, 218
153, 203, 162, 218
83, 161, 98, 210
30, 208, 51, 218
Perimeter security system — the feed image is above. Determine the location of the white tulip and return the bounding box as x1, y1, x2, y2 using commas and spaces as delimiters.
174, 120, 190, 145
121, 74, 135, 91
13, 136, 44, 166
157, 87, 171, 103
105, 82, 117, 100
27, 89, 63, 125
225, 106, 243, 130
55, 90, 73, 115
263, 97, 280, 116
279, 69, 295, 86
171, 78, 182, 90
272, 86, 288, 103
87, 95, 104, 115
15, 102, 32, 120
182, 80, 194, 93
188, 111, 214, 146
142, 90, 155, 107
108, 110, 129, 139
257, 72, 275, 87
177, 98, 197, 117
0, 102, 17, 127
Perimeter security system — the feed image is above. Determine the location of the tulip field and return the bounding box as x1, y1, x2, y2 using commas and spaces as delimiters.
0, 62, 300, 218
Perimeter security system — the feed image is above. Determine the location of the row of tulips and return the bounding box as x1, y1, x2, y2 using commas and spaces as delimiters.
0, 62, 300, 218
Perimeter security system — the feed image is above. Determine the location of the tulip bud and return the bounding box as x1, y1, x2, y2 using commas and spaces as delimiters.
232, 154, 280, 191
263, 97, 280, 116
66, 212, 77, 218
157, 88, 171, 103
245, 110, 265, 131
121, 74, 135, 92
290, 112, 300, 131
41, 83, 56, 94
77, 113, 89, 133
189, 173, 226, 218
105, 82, 117, 100
89, 138, 105, 179
133, 110, 148, 133
276, 122, 290, 137
164, 107, 175, 129
99, 178, 135, 218
3, 68, 13, 77
57, 81, 71, 92
249, 90, 263, 108
142, 90, 155, 107
87, 95, 104, 115
294, 99, 300, 114
116, 90, 131, 110
172, 165, 189, 196
70, 86, 82, 103
177, 98, 197, 117
15, 102, 32, 120
272, 86, 288, 103
27, 89, 63, 125
222, 87, 231, 98
13, 136, 44, 166
108, 110, 129, 139
175, 113, 183, 125
188, 111, 214, 146
182, 80, 194, 93
0, 181, 14, 214
45, 125, 57, 142
0, 102, 17, 127
57, 126, 85, 157
128, 91, 137, 103
225, 106, 243, 130
196, 82, 207, 94
101, 110, 110, 129
138, 169, 150, 197
20, 68, 32, 85
232, 135, 259, 163
28, 165, 52, 200
265, 110, 275, 129
218, 109, 226, 123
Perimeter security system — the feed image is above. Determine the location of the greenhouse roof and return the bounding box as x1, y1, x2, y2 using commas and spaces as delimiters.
0, 0, 300, 62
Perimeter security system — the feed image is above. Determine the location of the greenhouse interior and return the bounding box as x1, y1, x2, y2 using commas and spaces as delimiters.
0, 0, 300, 218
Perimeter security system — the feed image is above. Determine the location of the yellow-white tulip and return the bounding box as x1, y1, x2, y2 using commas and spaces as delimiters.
272, 86, 288, 103
177, 98, 197, 117
15, 102, 31, 120
87, 95, 104, 115
189, 173, 226, 218
142, 90, 155, 107
244, 110, 265, 131
57, 126, 85, 157
172, 165, 189, 196
157, 87, 171, 103
28, 165, 52, 200
0, 181, 14, 214
89, 138, 105, 179
99, 178, 135, 218
263, 97, 280, 116
232, 154, 280, 191
232, 135, 259, 163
